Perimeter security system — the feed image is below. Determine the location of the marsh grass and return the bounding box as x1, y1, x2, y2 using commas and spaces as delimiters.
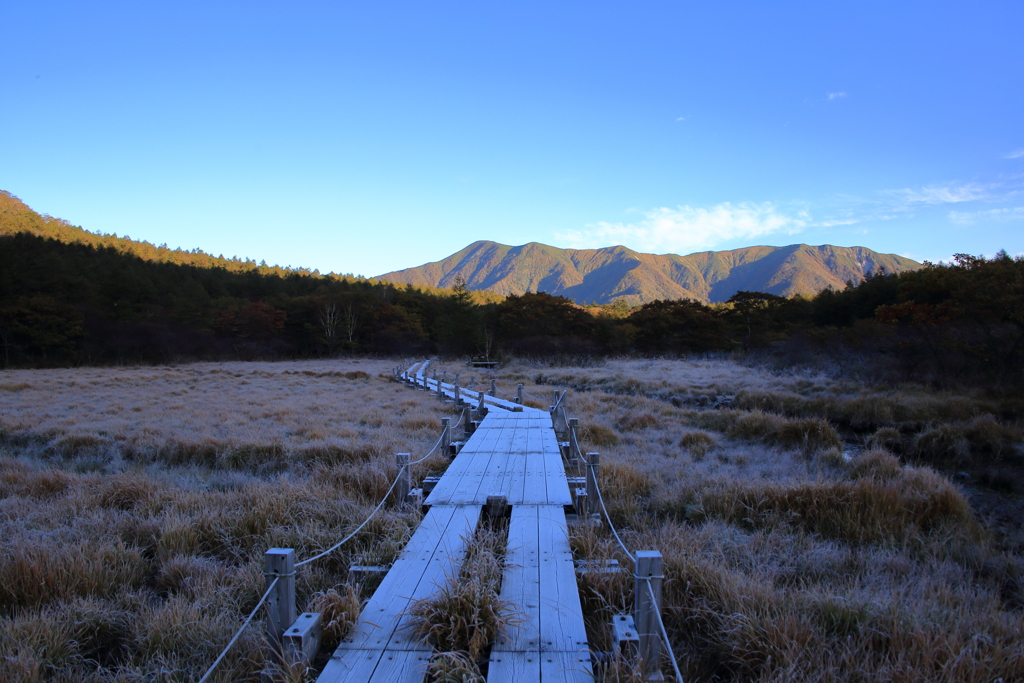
0, 358, 453, 682
489, 357, 1024, 682
408, 522, 517, 667
2, 357, 1022, 682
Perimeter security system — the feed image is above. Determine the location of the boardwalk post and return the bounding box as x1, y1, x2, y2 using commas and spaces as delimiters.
443, 371, 448, 384
568, 418, 580, 463
463, 406, 472, 438
264, 548, 296, 655
586, 452, 600, 516
454, 383, 461, 406
516, 383, 523, 404
634, 550, 664, 678
477, 390, 486, 417
441, 418, 451, 456
396, 453, 411, 507
490, 379, 497, 396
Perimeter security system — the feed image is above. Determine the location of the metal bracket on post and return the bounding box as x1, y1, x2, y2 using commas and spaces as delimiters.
264, 548, 296, 658
586, 452, 600, 516
396, 453, 411, 507
634, 550, 664, 681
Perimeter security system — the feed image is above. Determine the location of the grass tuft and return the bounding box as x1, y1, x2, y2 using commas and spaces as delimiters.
409, 525, 516, 662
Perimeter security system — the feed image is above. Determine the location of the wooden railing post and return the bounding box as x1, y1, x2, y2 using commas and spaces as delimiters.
477, 390, 486, 417
396, 453, 411, 507
634, 550, 663, 677
568, 418, 580, 462
454, 383, 460, 406
264, 548, 296, 655
441, 418, 451, 455
586, 452, 600, 516
516, 384, 523, 405
489, 379, 497, 397
463, 405, 472, 438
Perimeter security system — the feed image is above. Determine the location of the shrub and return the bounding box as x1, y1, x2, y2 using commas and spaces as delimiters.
776, 417, 842, 453
583, 422, 620, 447
911, 424, 971, 465
868, 427, 905, 454
679, 430, 717, 459
306, 586, 360, 651
846, 448, 903, 480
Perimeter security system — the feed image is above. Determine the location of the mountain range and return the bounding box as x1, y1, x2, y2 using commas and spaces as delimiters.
376, 241, 921, 305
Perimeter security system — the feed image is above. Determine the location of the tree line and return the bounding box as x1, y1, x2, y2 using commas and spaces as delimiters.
1, 191, 1020, 388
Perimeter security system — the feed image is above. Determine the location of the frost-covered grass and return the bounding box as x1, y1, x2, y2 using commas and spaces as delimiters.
0, 359, 453, 682
487, 358, 1023, 683
1, 356, 1022, 682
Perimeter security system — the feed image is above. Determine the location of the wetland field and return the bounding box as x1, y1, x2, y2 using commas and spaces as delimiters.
1, 357, 1022, 682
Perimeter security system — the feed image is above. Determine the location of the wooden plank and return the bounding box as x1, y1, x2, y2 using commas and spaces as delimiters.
536, 505, 590, 653
486, 652, 540, 681
332, 505, 481, 651
487, 651, 594, 683
540, 650, 595, 683
494, 505, 541, 653
318, 649, 430, 683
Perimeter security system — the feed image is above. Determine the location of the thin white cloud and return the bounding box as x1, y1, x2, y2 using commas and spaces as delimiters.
827, 92, 847, 100
557, 202, 808, 254
1005, 149, 1024, 159
949, 207, 1024, 225
675, 117, 686, 122
887, 182, 990, 206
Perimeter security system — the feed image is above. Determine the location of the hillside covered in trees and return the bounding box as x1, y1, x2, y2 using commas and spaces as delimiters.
2, 191, 1021, 389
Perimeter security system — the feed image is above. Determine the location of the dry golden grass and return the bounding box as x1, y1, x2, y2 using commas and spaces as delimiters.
490, 357, 1023, 683
2, 356, 1022, 682
409, 523, 516, 665
0, 358, 455, 682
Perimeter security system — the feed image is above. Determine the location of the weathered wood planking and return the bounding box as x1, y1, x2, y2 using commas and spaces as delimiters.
322, 363, 592, 683
414, 360, 431, 384
487, 651, 595, 683
424, 376, 537, 415
317, 505, 482, 683
425, 413, 571, 506
489, 505, 593, 683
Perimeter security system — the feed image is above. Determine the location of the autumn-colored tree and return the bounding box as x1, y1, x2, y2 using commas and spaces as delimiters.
628, 299, 727, 354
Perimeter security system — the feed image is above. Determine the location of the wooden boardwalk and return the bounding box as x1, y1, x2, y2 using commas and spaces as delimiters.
317, 365, 592, 683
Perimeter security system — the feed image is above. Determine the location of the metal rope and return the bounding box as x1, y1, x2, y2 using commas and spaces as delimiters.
646, 578, 685, 683
197, 576, 280, 683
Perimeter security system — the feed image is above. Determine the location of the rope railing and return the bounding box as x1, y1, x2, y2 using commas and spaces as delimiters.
560, 399, 685, 682
197, 368, 457, 680
197, 576, 280, 683
646, 578, 685, 683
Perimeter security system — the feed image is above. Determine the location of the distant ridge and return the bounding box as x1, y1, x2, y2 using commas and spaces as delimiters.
376, 240, 921, 304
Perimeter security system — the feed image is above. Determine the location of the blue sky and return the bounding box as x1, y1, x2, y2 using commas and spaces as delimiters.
2, 1, 1022, 277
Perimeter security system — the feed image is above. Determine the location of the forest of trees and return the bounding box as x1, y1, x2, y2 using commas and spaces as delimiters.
2, 191, 1022, 389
